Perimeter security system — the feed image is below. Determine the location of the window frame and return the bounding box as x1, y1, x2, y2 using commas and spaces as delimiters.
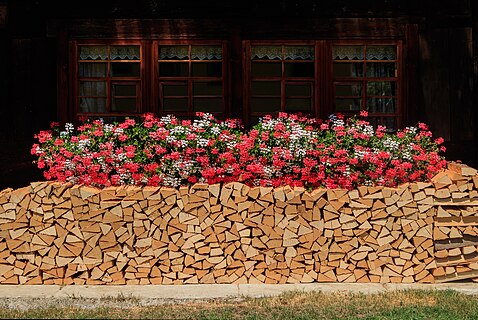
244, 40, 319, 126
326, 40, 404, 129
153, 40, 229, 119
71, 40, 146, 119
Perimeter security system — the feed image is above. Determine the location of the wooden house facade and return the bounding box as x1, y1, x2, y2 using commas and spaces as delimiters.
0, 0, 477, 188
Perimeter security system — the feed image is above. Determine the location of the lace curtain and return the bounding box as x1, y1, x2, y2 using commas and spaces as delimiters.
80, 46, 108, 60
110, 46, 140, 60
251, 45, 314, 60
79, 46, 140, 60
333, 45, 396, 61
191, 46, 222, 60
159, 46, 223, 60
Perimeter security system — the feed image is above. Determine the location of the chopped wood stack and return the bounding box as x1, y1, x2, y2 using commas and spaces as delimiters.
0, 162, 476, 285
432, 162, 478, 282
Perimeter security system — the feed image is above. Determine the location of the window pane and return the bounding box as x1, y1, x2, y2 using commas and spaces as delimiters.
285, 83, 312, 96
333, 63, 364, 77
366, 63, 396, 77
335, 84, 362, 96
335, 98, 361, 112
191, 46, 222, 60
159, 46, 189, 60
162, 84, 188, 96
79, 81, 106, 97
252, 81, 281, 96
367, 82, 396, 96
79, 63, 107, 78
251, 62, 282, 77
112, 98, 136, 112
111, 63, 140, 77
284, 63, 314, 77
251, 46, 282, 60
163, 98, 188, 111
332, 46, 364, 60
193, 98, 222, 112
113, 84, 136, 97
284, 46, 314, 60
251, 98, 281, 113
285, 98, 311, 111
159, 63, 188, 77
79, 46, 108, 60
367, 98, 396, 113
193, 82, 222, 96
371, 117, 397, 131
79, 98, 107, 113
191, 62, 222, 77
110, 46, 140, 60
366, 46, 396, 61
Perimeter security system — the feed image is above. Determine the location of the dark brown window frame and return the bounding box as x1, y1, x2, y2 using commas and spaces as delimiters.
153, 40, 228, 119
327, 40, 403, 129
71, 40, 147, 119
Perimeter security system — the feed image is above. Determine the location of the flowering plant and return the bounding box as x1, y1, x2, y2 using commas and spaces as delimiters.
32, 112, 446, 189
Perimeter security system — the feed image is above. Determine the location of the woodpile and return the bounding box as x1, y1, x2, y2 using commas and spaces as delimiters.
431, 162, 478, 282
0, 162, 476, 284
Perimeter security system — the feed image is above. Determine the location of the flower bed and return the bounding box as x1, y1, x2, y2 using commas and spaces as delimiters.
31, 112, 446, 189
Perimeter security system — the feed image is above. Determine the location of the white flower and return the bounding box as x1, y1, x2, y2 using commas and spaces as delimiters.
65, 123, 74, 133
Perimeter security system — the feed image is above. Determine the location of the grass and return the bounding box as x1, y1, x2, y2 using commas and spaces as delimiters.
0, 289, 477, 319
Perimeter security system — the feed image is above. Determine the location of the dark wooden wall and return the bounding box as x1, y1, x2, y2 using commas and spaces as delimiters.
0, 0, 477, 189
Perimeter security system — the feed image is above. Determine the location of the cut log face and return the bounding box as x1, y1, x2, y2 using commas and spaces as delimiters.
0, 163, 477, 284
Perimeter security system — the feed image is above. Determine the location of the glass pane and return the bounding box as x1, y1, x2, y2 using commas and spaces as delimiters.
367, 82, 396, 96
335, 84, 362, 96
367, 98, 396, 113
162, 84, 188, 96
79, 81, 106, 97
110, 46, 140, 60
333, 63, 364, 77
191, 62, 222, 77
284, 46, 314, 60
252, 81, 281, 96
366, 46, 397, 60
79, 98, 107, 113
332, 46, 364, 60
193, 98, 222, 112
285, 83, 312, 96
193, 82, 222, 96
366, 63, 396, 77
251, 46, 282, 60
284, 63, 314, 77
191, 46, 222, 60
251, 98, 281, 113
251, 62, 282, 77
79, 63, 108, 78
113, 84, 136, 97
112, 98, 136, 112
335, 98, 361, 112
79, 46, 108, 60
111, 63, 140, 77
159, 46, 189, 60
159, 63, 188, 77
163, 98, 188, 111
285, 98, 311, 111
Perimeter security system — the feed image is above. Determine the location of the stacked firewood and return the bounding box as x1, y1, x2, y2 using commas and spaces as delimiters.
0, 163, 476, 284
431, 162, 478, 282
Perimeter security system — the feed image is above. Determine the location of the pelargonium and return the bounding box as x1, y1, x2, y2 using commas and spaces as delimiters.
32, 112, 447, 189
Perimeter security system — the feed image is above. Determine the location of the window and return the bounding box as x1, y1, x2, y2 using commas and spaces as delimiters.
76, 44, 142, 116
332, 43, 400, 129
70, 40, 403, 129
157, 43, 226, 118
247, 43, 316, 124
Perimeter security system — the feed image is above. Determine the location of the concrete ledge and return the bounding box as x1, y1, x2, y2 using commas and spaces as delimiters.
0, 283, 476, 300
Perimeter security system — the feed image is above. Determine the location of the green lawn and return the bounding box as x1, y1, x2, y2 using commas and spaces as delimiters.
1, 289, 477, 319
